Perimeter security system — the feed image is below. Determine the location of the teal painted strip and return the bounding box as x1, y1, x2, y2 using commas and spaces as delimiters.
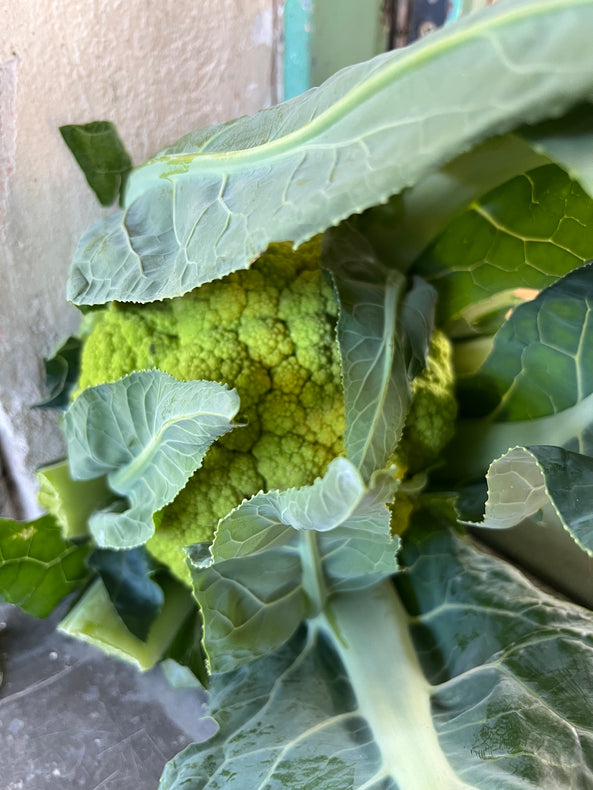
283, 0, 313, 100
447, 0, 464, 22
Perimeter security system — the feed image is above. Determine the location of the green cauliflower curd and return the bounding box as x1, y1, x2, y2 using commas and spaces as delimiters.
76, 238, 457, 582
395, 329, 458, 476
77, 239, 345, 581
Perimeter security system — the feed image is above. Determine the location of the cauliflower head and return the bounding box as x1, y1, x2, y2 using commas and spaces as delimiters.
77, 238, 457, 581
76, 238, 345, 581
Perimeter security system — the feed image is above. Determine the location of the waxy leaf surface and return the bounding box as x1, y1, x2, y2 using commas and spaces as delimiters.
63, 371, 240, 548
68, 0, 593, 305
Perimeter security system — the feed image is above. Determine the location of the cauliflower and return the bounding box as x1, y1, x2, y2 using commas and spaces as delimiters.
77, 238, 345, 581
77, 239, 456, 581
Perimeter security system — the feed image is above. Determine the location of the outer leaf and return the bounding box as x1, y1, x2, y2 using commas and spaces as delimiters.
161, 518, 593, 790
189, 457, 397, 673
468, 445, 593, 546
60, 121, 132, 206
68, 0, 593, 305
465, 445, 593, 606
160, 591, 468, 790
395, 514, 593, 788
63, 371, 240, 548
87, 546, 165, 641
444, 263, 593, 480
414, 165, 593, 332
0, 515, 90, 617
323, 222, 436, 480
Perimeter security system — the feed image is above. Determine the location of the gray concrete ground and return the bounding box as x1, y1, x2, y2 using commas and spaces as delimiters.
0, 600, 215, 789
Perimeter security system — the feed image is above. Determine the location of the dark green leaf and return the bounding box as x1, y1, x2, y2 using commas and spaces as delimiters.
444, 263, 593, 481
0, 515, 90, 617
33, 336, 82, 410
87, 546, 164, 641
60, 121, 132, 206
458, 262, 593, 422
414, 165, 593, 334
395, 512, 593, 787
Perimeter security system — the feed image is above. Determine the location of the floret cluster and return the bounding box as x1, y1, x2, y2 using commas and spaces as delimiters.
77, 239, 345, 579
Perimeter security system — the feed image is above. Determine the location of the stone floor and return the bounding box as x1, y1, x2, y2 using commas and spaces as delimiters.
0, 600, 215, 789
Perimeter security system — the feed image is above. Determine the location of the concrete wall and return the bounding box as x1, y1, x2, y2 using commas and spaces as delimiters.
0, 0, 279, 517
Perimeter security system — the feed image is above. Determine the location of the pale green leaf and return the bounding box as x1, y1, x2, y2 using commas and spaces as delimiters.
323, 221, 436, 480
189, 457, 397, 673
36, 458, 111, 539
63, 371, 240, 548
467, 445, 593, 555
68, 0, 593, 305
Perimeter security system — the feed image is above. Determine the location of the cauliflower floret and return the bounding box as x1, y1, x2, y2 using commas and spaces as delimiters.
147, 447, 264, 582
393, 328, 457, 476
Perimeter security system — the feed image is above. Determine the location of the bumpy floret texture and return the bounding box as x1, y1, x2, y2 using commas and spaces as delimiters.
76, 239, 345, 582
395, 328, 457, 476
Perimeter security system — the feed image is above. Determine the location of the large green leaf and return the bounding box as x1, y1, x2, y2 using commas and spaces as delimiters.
444, 263, 593, 480
414, 165, 593, 333
0, 515, 90, 617
160, 517, 593, 789
189, 457, 397, 673
67, 0, 593, 305
63, 371, 240, 548
323, 222, 436, 481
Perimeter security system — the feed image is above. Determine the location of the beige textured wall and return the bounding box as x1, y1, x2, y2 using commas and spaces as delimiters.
0, 0, 278, 516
